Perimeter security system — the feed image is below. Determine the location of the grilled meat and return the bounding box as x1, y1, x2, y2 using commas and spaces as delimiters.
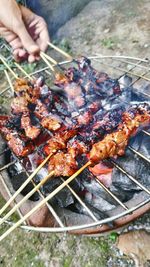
11, 97, 28, 114
21, 112, 41, 139
43, 129, 77, 155
34, 99, 49, 119
1, 57, 149, 171
41, 115, 62, 131
0, 125, 34, 157
48, 151, 78, 176
90, 104, 150, 164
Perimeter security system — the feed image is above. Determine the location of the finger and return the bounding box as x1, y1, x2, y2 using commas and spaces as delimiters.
13, 49, 22, 62
35, 55, 40, 61
9, 36, 23, 50
18, 49, 27, 58
13, 48, 28, 62
37, 30, 50, 52
28, 54, 36, 63
15, 21, 40, 55
34, 18, 50, 52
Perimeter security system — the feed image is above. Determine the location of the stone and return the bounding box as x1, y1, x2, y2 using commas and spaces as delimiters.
117, 230, 150, 267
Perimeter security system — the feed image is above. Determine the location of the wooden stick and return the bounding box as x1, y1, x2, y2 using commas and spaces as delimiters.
41, 52, 58, 65
40, 52, 55, 72
14, 63, 33, 81
0, 55, 18, 79
0, 161, 91, 241
48, 42, 72, 60
0, 153, 53, 216
0, 171, 54, 225
4, 70, 14, 93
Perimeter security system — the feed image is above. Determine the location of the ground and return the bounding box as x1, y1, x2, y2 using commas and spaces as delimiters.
0, 0, 150, 266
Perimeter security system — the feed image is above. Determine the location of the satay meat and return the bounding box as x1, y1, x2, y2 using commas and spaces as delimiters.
90, 105, 150, 164
48, 151, 78, 176
21, 112, 41, 140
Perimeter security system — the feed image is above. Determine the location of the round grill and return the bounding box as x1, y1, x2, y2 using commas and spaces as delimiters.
0, 54, 150, 238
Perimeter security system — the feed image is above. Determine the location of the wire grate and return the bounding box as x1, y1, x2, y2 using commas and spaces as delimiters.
0, 54, 150, 236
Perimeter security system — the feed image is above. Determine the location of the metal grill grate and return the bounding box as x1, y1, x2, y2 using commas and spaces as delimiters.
0, 53, 150, 237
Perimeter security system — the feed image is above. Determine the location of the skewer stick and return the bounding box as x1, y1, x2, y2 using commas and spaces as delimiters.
14, 62, 33, 81
41, 52, 58, 65
0, 161, 91, 241
0, 171, 54, 225
0, 55, 18, 79
40, 52, 55, 72
4, 70, 14, 93
0, 153, 53, 216
48, 42, 73, 60
40, 52, 66, 78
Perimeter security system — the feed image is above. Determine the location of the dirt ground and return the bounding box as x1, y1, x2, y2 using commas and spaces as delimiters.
0, 0, 150, 266
56, 0, 150, 58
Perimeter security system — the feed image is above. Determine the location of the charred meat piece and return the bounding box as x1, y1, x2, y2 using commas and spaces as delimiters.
90, 104, 150, 164
21, 112, 41, 139
76, 110, 93, 126
53, 93, 70, 117
0, 116, 10, 128
43, 129, 77, 155
48, 151, 78, 176
63, 82, 86, 112
41, 114, 62, 131
14, 78, 41, 103
54, 73, 69, 87
0, 126, 34, 157
76, 57, 121, 98
14, 78, 31, 96
34, 99, 49, 119
67, 138, 88, 158
34, 100, 62, 131
11, 97, 28, 114
93, 105, 125, 132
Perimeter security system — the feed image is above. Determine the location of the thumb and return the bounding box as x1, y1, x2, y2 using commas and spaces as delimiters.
16, 22, 40, 55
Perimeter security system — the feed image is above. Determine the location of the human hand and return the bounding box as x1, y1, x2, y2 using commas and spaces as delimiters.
0, 0, 50, 62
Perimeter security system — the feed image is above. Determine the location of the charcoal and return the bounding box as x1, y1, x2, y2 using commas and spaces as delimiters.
109, 185, 134, 202
75, 201, 110, 221
6, 151, 39, 201
111, 150, 150, 191
79, 169, 118, 206
84, 192, 116, 212
40, 177, 82, 208
130, 132, 150, 158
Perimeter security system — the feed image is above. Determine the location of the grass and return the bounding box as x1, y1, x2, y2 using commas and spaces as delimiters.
53, 38, 72, 55
101, 37, 120, 50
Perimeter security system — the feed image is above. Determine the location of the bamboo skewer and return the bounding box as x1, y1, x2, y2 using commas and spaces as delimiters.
48, 42, 73, 60
0, 161, 91, 241
41, 52, 57, 65
40, 52, 67, 79
14, 62, 33, 81
0, 55, 18, 79
4, 70, 14, 93
0, 171, 54, 225
40, 52, 55, 72
0, 153, 53, 216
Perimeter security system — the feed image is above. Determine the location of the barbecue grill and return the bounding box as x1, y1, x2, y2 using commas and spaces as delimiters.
0, 46, 150, 239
